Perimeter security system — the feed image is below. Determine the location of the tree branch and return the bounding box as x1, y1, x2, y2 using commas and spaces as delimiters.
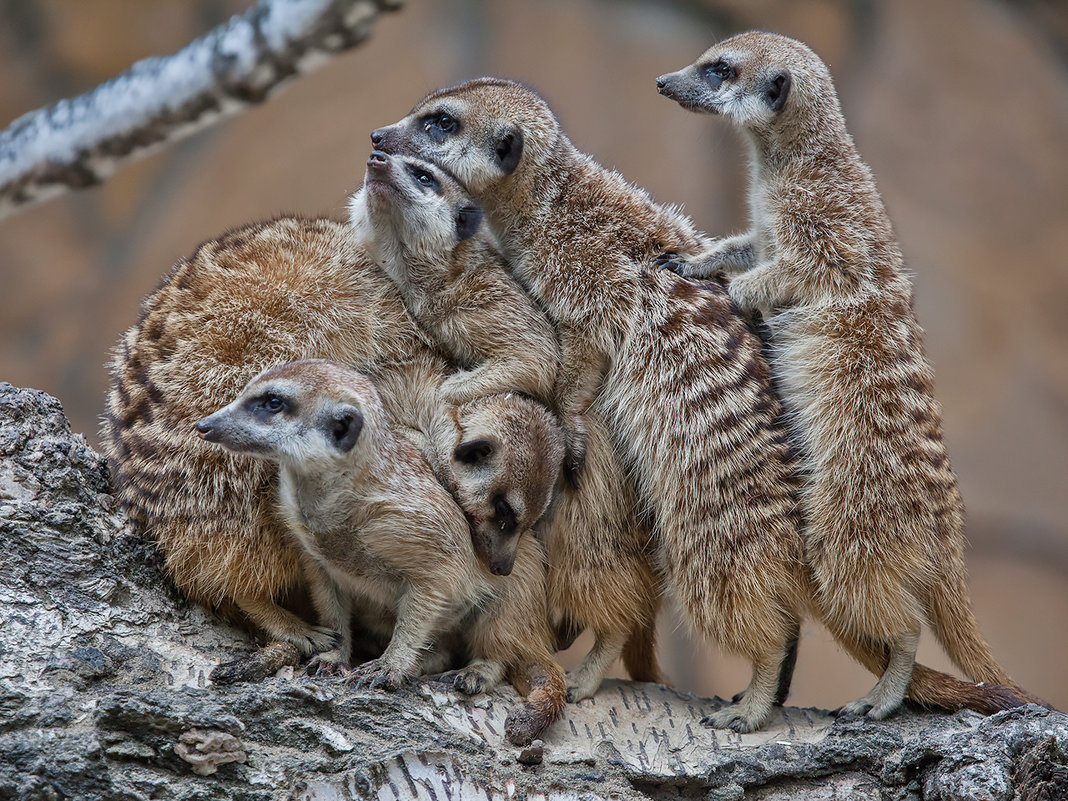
0, 0, 400, 221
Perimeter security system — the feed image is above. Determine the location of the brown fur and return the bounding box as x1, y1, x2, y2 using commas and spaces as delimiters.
354, 143, 667, 699
102, 217, 569, 739
372, 78, 807, 731
103, 217, 426, 653
200, 358, 564, 744
351, 151, 560, 408
658, 32, 1044, 716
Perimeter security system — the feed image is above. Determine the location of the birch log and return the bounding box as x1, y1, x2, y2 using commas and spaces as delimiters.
1, 381, 1066, 800
0, 0, 399, 221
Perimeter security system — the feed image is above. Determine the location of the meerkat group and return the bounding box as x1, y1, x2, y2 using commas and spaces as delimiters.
103, 29, 1045, 743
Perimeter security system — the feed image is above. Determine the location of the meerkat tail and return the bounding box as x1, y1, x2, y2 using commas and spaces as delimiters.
840, 630, 1046, 713
504, 659, 568, 746
925, 572, 1009, 686
772, 620, 801, 706
621, 617, 667, 685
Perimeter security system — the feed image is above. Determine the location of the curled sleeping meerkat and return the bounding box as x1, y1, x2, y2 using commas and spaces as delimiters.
346, 147, 662, 700
657, 31, 1045, 717
349, 148, 665, 699
197, 359, 565, 744
350, 150, 560, 408
371, 78, 807, 732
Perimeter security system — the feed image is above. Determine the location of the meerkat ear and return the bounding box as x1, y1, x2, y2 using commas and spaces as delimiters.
764, 69, 791, 112
454, 438, 495, 464
493, 126, 523, 174
455, 203, 483, 241
328, 405, 363, 453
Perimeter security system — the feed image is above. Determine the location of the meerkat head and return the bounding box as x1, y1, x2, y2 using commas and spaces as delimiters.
349, 151, 484, 262
657, 32, 829, 132
368, 78, 559, 198
449, 394, 564, 577
195, 359, 373, 469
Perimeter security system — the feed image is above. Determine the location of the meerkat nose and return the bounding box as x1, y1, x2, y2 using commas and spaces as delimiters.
195, 418, 216, 440
656, 76, 668, 90
370, 128, 386, 146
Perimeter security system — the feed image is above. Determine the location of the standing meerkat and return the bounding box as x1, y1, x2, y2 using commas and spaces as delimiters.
657, 31, 1041, 717
371, 78, 808, 732
350, 150, 560, 408
197, 359, 565, 745
349, 146, 666, 698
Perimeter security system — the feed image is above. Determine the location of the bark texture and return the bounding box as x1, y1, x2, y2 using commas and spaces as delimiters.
0, 0, 399, 220
1, 382, 1065, 801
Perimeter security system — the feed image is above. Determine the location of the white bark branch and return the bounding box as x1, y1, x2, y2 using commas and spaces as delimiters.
0, 0, 399, 221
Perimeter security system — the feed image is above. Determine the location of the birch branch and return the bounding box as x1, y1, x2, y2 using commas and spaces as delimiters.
0, 0, 399, 221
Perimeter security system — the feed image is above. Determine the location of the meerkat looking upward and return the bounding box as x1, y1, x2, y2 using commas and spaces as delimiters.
656, 31, 1041, 718
197, 359, 566, 745
350, 150, 560, 409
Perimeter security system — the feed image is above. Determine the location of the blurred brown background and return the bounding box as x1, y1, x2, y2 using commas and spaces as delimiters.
1, 0, 1065, 711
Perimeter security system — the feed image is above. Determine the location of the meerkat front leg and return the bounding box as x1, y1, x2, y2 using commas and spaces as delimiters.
348, 583, 452, 690
303, 562, 353, 677
655, 235, 757, 279
724, 260, 792, 317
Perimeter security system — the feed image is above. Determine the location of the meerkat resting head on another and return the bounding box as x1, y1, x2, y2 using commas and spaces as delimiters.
450, 393, 565, 576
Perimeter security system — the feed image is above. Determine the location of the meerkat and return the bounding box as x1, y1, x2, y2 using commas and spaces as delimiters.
103, 216, 428, 656
656, 32, 1043, 717
350, 150, 560, 409
370, 78, 810, 732
196, 358, 565, 744
349, 146, 666, 698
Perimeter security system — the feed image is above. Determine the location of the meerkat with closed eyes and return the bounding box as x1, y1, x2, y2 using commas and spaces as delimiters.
350, 150, 560, 409
657, 31, 1044, 717
197, 359, 566, 745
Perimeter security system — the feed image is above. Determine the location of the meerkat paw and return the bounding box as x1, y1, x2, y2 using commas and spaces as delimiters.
701, 703, 767, 734
564, 671, 602, 703
287, 625, 339, 657
345, 657, 407, 691
440, 372, 476, 406
651, 250, 686, 273
305, 649, 348, 678
837, 694, 903, 721
433, 660, 505, 695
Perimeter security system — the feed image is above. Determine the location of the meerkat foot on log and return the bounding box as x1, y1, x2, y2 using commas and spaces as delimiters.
657, 31, 1045, 717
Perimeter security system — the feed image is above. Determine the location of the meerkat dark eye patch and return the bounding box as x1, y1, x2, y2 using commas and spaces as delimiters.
454, 438, 495, 465
455, 204, 483, 241
422, 111, 460, 143
704, 59, 736, 90
763, 69, 791, 112
327, 406, 363, 453
249, 392, 291, 419
493, 126, 523, 175
407, 165, 442, 194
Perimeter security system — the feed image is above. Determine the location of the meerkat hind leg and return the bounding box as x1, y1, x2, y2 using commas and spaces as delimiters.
566, 629, 628, 702
838, 629, 920, 720
703, 649, 784, 734
233, 592, 337, 657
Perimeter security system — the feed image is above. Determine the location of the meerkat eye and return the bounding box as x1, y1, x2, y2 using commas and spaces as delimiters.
408, 165, 441, 192
264, 395, 286, 413
710, 60, 735, 79
436, 113, 457, 133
